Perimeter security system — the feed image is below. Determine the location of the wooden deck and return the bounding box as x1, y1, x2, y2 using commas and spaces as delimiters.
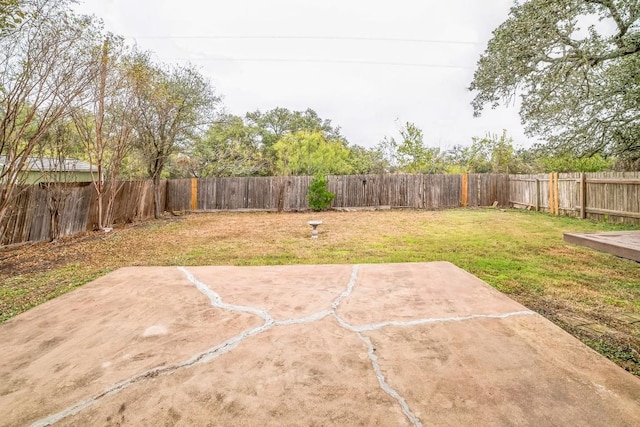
564, 231, 640, 262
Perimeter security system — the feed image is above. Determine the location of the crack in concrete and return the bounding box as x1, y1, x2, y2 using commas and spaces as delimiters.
331, 310, 535, 427
268, 265, 357, 327
31, 320, 276, 427
331, 264, 359, 310
31, 265, 359, 427
32, 264, 531, 427
358, 331, 423, 427
352, 310, 536, 332
331, 314, 423, 427
177, 266, 273, 323
273, 310, 333, 326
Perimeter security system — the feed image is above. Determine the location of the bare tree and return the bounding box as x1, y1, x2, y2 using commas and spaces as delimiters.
0, 0, 99, 238
72, 35, 136, 229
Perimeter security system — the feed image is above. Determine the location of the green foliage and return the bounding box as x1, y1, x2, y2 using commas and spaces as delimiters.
246, 107, 345, 148
245, 107, 347, 174
470, 0, 640, 163
273, 131, 352, 176
307, 173, 335, 211
582, 338, 640, 376
505, 143, 614, 173
346, 144, 390, 174
37, 119, 85, 162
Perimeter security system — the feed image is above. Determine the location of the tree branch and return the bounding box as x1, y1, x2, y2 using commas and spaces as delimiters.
585, 0, 628, 37
588, 42, 640, 66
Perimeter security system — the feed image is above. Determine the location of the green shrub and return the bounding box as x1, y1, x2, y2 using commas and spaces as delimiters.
307, 174, 335, 211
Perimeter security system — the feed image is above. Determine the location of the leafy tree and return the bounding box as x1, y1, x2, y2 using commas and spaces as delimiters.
245, 107, 293, 150
307, 173, 335, 211
273, 131, 352, 176
178, 114, 267, 178
445, 145, 476, 174
470, 0, 640, 164
246, 107, 345, 148
384, 122, 446, 174
374, 136, 399, 173
246, 107, 346, 173
470, 130, 514, 174
128, 53, 220, 218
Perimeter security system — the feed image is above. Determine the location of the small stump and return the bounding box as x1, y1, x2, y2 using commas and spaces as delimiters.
308, 220, 323, 239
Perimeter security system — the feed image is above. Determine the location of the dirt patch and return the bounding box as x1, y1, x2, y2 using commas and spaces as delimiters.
0, 217, 184, 277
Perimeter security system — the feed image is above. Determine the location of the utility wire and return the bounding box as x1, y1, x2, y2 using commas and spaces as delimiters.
158, 57, 473, 69
128, 35, 483, 45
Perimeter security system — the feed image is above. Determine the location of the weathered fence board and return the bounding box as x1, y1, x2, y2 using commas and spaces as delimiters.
466, 174, 509, 207
1, 180, 162, 246
509, 172, 640, 225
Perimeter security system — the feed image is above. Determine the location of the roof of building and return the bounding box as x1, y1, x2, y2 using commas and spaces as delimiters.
0, 156, 97, 173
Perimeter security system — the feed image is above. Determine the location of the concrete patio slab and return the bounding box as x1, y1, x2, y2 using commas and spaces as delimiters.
0, 267, 261, 426
1, 262, 639, 427
564, 230, 640, 262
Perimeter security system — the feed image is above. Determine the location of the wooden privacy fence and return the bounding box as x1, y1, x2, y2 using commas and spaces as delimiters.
165, 174, 510, 212
7, 171, 640, 246
0, 180, 163, 246
509, 172, 640, 225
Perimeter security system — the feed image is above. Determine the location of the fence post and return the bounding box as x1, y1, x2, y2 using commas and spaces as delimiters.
553, 172, 560, 216
580, 173, 586, 219
548, 173, 554, 215
190, 178, 198, 211
505, 174, 510, 207
461, 173, 468, 207
535, 178, 540, 212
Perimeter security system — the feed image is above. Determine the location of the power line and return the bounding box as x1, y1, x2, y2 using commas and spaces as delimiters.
128, 35, 483, 46
159, 57, 473, 69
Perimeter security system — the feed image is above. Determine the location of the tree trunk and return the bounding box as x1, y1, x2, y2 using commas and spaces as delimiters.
46, 186, 66, 241
104, 179, 124, 226
0, 203, 10, 243
97, 183, 103, 230
0, 179, 18, 236
153, 175, 162, 219
95, 40, 108, 229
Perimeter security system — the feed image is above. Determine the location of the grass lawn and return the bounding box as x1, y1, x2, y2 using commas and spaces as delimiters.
1, 208, 639, 375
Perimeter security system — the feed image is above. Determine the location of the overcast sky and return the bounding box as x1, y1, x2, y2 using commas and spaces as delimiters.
73, 0, 532, 150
